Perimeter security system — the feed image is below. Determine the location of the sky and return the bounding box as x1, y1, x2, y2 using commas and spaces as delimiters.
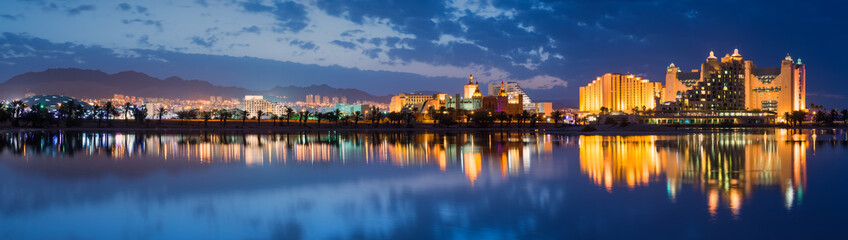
1, 0, 847, 108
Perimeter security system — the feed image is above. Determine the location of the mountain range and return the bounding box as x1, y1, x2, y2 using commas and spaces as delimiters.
0, 68, 391, 103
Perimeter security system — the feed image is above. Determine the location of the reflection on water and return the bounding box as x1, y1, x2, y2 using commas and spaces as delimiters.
579, 130, 810, 218
1, 130, 847, 239
0, 132, 559, 186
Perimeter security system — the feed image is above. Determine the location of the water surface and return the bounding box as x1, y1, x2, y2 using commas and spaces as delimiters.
1, 130, 846, 239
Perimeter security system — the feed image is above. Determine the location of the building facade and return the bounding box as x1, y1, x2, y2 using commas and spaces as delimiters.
480, 82, 523, 114
389, 93, 435, 112
665, 49, 806, 115
305, 95, 314, 104
243, 95, 273, 118
579, 73, 664, 113
488, 81, 537, 113
463, 74, 479, 99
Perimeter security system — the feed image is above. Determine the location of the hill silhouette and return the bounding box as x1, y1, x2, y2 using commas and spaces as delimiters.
0, 68, 389, 103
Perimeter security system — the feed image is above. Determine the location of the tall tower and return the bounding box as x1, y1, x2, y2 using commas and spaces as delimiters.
463, 74, 478, 99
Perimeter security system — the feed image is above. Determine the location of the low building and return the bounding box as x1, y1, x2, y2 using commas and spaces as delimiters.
480, 82, 523, 115
18, 94, 93, 110
389, 93, 434, 112
242, 95, 286, 118
319, 103, 372, 115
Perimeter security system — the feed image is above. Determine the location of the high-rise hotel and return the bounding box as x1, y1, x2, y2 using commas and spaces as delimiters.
579, 73, 664, 113
664, 49, 806, 114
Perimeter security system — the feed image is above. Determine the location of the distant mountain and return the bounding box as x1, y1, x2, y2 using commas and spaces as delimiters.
0, 68, 390, 103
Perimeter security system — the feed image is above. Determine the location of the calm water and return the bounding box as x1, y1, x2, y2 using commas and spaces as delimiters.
1, 130, 847, 239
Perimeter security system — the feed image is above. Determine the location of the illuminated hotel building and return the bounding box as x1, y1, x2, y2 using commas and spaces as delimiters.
388, 93, 434, 112
664, 49, 806, 115
579, 73, 664, 113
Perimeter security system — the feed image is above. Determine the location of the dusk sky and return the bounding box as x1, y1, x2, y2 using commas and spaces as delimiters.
1, 0, 847, 107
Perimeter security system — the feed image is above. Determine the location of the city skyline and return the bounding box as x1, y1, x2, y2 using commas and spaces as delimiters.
2, 0, 847, 108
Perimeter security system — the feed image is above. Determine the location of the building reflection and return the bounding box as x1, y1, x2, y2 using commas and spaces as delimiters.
0, 131, 561, 186
579, 130, 812, 216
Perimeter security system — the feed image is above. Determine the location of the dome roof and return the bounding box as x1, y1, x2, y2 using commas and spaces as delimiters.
18, 95, 92, 109
731, 48, 742, 57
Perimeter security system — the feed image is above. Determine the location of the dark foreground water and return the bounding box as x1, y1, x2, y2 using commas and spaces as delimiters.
1, 130, 847, 239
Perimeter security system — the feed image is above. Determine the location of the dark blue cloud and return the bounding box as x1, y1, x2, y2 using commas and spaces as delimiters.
135, 6, 148, 14
240, 0, 273, 13
121, 19, 163, 31
196, 0, 209, 8
362, 48, 382, 59
340, 29, 364, 37
239, 0, 309, 33
270, 1, 309, 32
241, 25, 261, 34
1, 14, 19, 20
290, 40, 317, 50
117, 3, 132, 11
66, 4, 96, 15
191, 36, 216, 48
330, 40, 356, 50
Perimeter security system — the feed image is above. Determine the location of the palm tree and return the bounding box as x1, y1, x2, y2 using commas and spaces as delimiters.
301, 110, 310, 126
218, 109, 230, 126
520, 110, 530, 127
92, 104, 102, 127
352, 111, 361, 126
241, 110, 249, 127
158, 107, 166, 124
270, 114, 278, 126
285, 107, 295, 126
201, 111, 212, 127
314, 112, 323, 127
369, 107, 380, 127
256, 110, 264, 126
783, 112, 792, 126
551, 110, 563, 127
497, 111, 507, 127
104, 102, 118, 127
842, 109, 848, 126
333, 109, 342, 125
124, 102, 132, 126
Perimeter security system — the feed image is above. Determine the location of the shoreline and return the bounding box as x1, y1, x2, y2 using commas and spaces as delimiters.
2, 122, 844, 136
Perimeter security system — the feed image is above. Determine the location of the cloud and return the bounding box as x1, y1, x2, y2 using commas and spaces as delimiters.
117, 3, 132, 11
290, 40, 317, 50
241, 25, 261, 34
685, 10, 699, 19
340, 29, 364, 37
136, 6, 148, 14
362, 48, 382, 59
239, 0, 310, 33
240, 0, 273, 13
121, 19, 163, 31
270, 1, 309, 32
1, 14, 19, 20
330, 40, 356, 50
513, 75, 568, 89
66, 4, 96, 16
191, 36, 217, 48
195, 0, 209, 8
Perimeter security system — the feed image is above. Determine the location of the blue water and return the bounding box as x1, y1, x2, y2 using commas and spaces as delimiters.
0, 130, 846, 239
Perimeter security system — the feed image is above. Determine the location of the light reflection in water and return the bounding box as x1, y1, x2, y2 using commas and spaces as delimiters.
0, 130, 846, 239
578, 130, 815, 218
0, 132, 554, 186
